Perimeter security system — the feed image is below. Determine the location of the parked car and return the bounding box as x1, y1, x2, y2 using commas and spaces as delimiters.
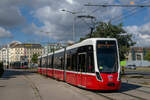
125, 65, 136, 70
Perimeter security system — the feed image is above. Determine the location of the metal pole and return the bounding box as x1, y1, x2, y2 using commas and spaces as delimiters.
61, 9, 83, 42
73, 15, 75, 41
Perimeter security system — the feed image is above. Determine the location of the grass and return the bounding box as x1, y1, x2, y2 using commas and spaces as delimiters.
136, 67, 150, 72
140, 82, 150, 85
22, 68, 38, 72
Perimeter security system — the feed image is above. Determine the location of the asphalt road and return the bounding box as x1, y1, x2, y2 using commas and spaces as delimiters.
0, 69, 150, 100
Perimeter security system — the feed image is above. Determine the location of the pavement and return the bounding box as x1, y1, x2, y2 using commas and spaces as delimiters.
0, 69, 150, 100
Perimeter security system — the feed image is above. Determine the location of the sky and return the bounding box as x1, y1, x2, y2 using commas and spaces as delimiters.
0, 0, 150, 46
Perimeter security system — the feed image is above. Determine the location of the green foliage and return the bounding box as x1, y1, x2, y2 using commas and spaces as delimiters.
80, 22, 135, 60
31, 53, 39, 64
144, 51, 150, 61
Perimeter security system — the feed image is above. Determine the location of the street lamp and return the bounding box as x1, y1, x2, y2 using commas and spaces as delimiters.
61, 9, 83, 42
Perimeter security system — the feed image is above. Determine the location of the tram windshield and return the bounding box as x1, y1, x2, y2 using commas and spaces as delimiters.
96, 40, 118, 73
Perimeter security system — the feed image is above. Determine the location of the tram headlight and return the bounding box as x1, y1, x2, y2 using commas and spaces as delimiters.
96, 72, 102, 81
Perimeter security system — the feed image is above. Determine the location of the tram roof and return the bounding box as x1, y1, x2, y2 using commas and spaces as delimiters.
66, 38, 117, 50
38, 38, 117, 58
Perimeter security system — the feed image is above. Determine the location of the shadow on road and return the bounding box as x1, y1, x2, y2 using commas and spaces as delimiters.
0, 69, 36, 80
119, 82, 141, 92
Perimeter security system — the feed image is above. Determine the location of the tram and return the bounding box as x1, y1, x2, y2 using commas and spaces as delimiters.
38, 38, 121, 90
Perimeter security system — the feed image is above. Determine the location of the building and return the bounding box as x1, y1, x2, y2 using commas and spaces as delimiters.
42, 43, 63, 55
127, 47, 150, 61
10, 43, 43, 66
126, 47, 150, 67
1, 47, 8, 66
0, 41, 43, 68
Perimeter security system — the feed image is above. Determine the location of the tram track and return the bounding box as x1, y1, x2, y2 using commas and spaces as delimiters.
23, 75, 43, 100
121, 92, 147, 100
137, 88, 150, 94
94, 93, 115, 100
92, 89, 148, 100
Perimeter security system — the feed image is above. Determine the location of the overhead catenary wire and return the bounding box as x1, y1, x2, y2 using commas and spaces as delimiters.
84, 4, 150, 7
112, 7, 146, 24
111, 0, 150, 23
85, 1, 150, 23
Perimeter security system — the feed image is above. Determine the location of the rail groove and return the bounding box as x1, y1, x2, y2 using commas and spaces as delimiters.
23, 75, 43, 100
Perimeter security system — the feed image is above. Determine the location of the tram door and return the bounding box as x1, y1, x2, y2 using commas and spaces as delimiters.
77, 53, 87, 87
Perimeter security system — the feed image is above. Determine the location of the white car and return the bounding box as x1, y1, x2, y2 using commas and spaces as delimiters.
126, 65, 136, 70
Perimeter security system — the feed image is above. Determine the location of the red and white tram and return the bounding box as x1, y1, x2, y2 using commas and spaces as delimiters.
38, 38, 121, 90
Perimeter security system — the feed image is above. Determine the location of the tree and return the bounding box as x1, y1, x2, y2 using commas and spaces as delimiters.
80, 22, 135, 60
144, 51, 150, 61
31, 53, 39, 64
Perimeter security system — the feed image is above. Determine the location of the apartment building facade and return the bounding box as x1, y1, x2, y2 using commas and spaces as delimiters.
11, 43, 43, 64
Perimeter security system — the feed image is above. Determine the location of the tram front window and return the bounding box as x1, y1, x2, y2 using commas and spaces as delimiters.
96, 41, 118, 73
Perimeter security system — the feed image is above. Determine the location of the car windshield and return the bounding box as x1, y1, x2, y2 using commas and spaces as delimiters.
96, 40, 118, 73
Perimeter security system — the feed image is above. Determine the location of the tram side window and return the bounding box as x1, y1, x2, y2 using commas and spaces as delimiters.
53, 55, 57, 69
57, 56, 61, 69
45, 56, 48, 68
72, 54, 77, 71
41, 58, 44, 68
53, 52, 64, 70
87, 53, 95, 73
37, 59, 39, 67
67, 54, 72, 70
48, 55, 51, 68
51, 55, 54, 68
39, 58, 42, 67
60, 56, 64, 70
42, 57, 47, 68
47, 56, 49, 68
79, 54, 86, 72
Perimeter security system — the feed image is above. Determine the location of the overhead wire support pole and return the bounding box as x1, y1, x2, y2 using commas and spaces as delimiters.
84, 4, 150, 8
61, 9, 83, 42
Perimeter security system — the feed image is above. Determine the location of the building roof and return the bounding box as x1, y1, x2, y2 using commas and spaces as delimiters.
11, 43, 43, 48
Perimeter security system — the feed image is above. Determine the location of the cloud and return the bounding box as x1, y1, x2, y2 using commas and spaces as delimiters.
0, 7, 26, 27
0, 0, 26, 27
0, 27, 12, 38
125, 23, 150, 47
1, 0, 150, 45
23, 0, 124, 41
0, 0, 123, 41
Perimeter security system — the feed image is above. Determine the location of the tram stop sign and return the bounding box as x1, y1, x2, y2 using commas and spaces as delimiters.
120, 60, 126, 67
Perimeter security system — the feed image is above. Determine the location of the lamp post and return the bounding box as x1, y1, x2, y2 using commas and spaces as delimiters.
61, 9, 82, 42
